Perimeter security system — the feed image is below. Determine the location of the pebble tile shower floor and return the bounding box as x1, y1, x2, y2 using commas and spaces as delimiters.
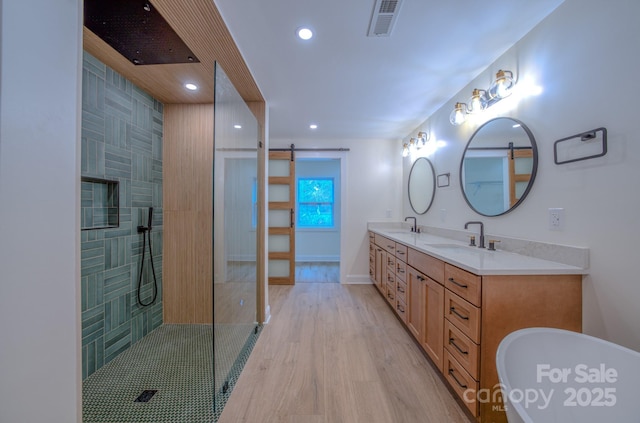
82, 324, 216, 422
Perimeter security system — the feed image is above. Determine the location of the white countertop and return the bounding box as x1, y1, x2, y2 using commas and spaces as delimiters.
370, 228, 588, 276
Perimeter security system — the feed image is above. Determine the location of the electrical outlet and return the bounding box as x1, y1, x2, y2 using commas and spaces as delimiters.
548, 208, 564, 230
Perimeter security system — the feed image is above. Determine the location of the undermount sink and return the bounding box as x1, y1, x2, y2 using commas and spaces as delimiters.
423, 243, 479, 253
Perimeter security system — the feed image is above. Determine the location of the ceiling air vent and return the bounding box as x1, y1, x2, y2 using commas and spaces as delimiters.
367, 0, 403, 37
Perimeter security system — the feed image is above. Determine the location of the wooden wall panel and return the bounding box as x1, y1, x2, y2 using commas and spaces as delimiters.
163, 104, 214, 323
247, 101, 267, 323
83, 0, 264, 106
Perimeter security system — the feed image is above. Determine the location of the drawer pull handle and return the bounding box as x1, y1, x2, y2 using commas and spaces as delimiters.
397, 304, 405, 313
450, 307, 469, 320
448, 368, 468, 389
448, 277, 468, 289
387, 244, 394, 249
449, 338, 469, 355
396, 250, 405, 255
416, 275, 425, 282
397, 285, 405, 293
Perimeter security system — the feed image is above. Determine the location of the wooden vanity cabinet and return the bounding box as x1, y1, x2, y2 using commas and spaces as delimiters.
394, 244, 408, 323
369, 231, 386, 296
369, 231, 583, 423
370, 233, 409, 322
368, 232, 375, 281
475, 273, 582, 422
441, 263, 582, 422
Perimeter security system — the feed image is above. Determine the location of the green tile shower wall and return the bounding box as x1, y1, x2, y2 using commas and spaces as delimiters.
81, 52, 163, 380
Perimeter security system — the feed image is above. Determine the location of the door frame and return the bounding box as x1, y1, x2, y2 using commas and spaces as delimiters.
293, 150, 347, 284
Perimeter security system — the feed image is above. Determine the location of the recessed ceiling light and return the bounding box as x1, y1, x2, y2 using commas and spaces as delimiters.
234, 124, 242, 129
185, 83, 198, 91
296, 27, 313, 40
309, 124, 318, 129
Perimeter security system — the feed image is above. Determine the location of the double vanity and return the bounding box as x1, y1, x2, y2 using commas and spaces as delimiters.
368, 225, 587, 423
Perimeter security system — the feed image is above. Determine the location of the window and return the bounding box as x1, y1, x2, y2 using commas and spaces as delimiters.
297, 178, 334, 228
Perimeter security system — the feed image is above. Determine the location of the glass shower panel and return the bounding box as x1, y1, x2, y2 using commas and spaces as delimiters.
213, 63, 260, 420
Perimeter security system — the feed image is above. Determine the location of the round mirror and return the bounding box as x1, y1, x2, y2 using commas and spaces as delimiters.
460, 117, 538, 216
408, 157, 436, 215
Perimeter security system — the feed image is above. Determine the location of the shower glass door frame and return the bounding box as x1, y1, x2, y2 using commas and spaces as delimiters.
213, 62, 261, 420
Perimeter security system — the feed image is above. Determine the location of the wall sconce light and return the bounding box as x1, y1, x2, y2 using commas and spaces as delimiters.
402, 131, 432, 156
402, 138, 417, 157
402, 142, 410, 157
450, 69, 516, 126
416, 131, 430, 148
488, 69, 515, 100
468, 89, 487, 113
449, 102, 468, 125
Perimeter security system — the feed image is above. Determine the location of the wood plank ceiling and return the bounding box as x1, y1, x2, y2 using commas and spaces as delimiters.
83, 0, 264, 105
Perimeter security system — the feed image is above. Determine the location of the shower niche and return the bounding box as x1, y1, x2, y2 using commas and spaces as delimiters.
80, 176, 119, 230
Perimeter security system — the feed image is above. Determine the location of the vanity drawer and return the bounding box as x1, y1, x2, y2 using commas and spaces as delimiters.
395, 243, 408, 261
396, 279, 407, 304
445, 263, 481, 307
375, 234, 397, 255
444, 350, 479, 417
444, 319, 479, 380
386, 254, 396, 271
445, 290, 481, 344
386, 280, 396, 305
395, 260, 407, 282
396, 298, 407, 323
407, 248, 444, 284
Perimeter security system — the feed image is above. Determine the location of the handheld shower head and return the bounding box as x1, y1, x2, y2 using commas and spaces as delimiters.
147, 207, 154, 232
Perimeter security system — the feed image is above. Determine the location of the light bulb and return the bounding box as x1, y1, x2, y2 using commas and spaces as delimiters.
409, 138, 417, 155
449, 103, 467, 125
469, 89, 485, 113
402, 143, 409, 157
489, 70, 515, 99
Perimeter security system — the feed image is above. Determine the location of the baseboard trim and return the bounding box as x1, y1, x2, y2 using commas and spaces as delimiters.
344, 274, 373, 285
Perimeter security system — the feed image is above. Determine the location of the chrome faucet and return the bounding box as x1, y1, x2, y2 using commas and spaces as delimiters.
405, 216, 417, 233
464, 221, 485, 248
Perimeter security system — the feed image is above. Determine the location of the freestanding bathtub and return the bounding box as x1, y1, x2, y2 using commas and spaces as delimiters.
496, 327, 640, 423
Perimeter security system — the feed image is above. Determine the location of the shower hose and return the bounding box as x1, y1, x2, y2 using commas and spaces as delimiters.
137, 207, 158, 307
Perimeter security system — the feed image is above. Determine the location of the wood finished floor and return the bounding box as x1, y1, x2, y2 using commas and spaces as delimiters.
226, 261, 340, 284
217, 283, 471, 423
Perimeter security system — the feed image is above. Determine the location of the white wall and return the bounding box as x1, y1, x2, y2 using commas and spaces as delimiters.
0, 0, 82, 421
402, 0, 640, 351
271, 138, 402, 283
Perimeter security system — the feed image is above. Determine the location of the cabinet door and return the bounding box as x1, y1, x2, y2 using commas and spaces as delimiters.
375, 247, 386, 295
407, 266, 425, 341
423, 277, 445, 372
